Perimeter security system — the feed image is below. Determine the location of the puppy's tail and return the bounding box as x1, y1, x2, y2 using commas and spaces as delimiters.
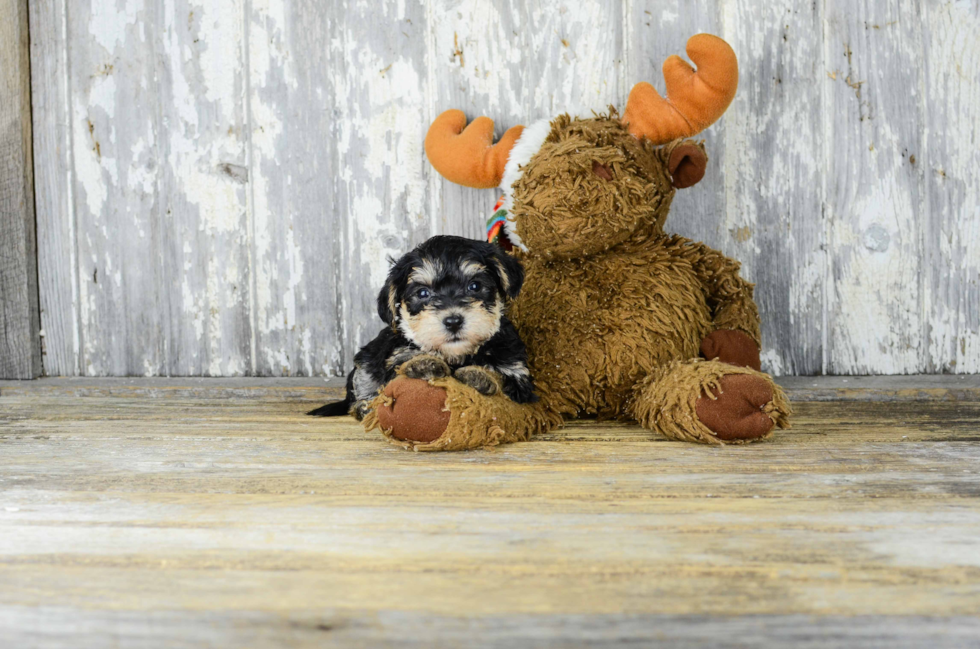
307, 399, 351, 417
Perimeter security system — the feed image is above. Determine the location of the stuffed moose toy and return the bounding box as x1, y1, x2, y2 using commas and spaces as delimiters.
364, 34, 791, 450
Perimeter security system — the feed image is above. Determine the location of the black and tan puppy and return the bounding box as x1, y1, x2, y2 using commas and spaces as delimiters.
308, 235, 537, 420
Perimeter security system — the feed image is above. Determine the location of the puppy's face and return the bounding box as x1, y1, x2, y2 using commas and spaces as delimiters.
377, 236, 524, 360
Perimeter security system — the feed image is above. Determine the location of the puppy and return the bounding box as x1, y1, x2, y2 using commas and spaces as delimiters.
308, 235, 537, 420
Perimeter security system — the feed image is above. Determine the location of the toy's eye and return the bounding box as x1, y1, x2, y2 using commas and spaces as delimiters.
417, 288, 431, 299
467, 281, 481, 292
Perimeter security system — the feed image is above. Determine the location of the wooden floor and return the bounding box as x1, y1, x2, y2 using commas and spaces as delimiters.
1, 376, 979, 648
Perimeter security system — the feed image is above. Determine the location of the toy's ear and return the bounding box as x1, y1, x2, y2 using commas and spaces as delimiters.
666, 140, 708, 189
488, 247, 524, 300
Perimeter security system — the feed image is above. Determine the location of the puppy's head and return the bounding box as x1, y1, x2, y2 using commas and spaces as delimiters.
377, 235, 524, 359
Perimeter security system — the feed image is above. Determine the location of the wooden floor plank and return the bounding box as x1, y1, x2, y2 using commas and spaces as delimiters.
3, 608, 979, 649
3, 374, 980, 401
1, 380, 979, 645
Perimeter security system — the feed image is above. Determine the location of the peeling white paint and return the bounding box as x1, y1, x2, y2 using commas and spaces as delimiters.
87, 74, 116, 121
824, 0, 927, 374
89, 0, 143, 53
71, 113, 107, 218
527, 0, 622, 115
33, 0, 980, 377
923, 1, 980, 373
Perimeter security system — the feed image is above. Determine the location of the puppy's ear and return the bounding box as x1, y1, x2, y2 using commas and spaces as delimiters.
376, 278, 397, 327
488, 247, 524, 300
377, 255, 404, 327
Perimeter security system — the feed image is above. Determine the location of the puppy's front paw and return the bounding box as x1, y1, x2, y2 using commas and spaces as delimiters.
400, 354, 451, 380
352, 400, 372, 421
454, 366, 500, 396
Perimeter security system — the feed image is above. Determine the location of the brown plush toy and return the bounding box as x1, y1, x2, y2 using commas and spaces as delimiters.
363, 34, 791, 450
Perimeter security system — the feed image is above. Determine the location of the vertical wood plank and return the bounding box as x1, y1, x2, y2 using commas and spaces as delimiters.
246, 0, 338, 376
720, 1, 826, 375
0, 0, 42, 379
66, 0, 170, 375
427, 0, 528, 240
922, 1, 980, 373
46, 0, 252, 376
428, 0, 624, 241
522, 1, 624, 117
823, 0, 926, 374
333, 0, 432, 369
30, 0, 80, 376
625, 0, 726, 251
158, 0, 252, 376
248, 0, 430, 376
25, 0, 980, 376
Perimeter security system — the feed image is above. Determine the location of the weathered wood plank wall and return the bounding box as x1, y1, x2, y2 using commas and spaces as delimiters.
0, 0, 42, 379
28, 0, 980, 377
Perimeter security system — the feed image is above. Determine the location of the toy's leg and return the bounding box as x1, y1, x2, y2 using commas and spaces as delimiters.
632, 359, 791, 445
362, 373, 559, 452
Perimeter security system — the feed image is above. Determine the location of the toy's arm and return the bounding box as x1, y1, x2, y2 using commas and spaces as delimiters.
675, 237, 762, 369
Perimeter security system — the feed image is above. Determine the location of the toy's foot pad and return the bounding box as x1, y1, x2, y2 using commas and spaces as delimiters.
375, 377, 451, 443
695, 374, 774, 441
700, 329, 761, 371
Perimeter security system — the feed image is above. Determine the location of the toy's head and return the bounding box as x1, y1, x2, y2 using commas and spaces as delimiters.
425, 34, 737, 260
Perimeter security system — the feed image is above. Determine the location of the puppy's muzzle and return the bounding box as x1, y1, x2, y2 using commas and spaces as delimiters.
442, 314, 464, 334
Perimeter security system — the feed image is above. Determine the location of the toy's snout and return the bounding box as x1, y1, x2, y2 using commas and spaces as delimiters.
592, 162, 614, 181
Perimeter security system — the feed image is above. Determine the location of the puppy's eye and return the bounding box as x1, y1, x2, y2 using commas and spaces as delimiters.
417, 288, 431, 299
467, 281, 481, 292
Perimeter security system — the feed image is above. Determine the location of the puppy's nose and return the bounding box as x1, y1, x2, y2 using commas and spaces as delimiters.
443, 314, 464, 333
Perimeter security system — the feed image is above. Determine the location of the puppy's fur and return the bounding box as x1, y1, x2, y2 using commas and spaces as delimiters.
309, 236, 537, 419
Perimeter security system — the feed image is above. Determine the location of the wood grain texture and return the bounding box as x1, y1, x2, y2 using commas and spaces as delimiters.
160, 0, 253, 377
0, 0, 41, 379
27, 0, 980, 376
28, 0, 78, 377
427, 0, 530, 241
6, 373, 980, 400
824, 0, 926, 374
247, 0, 432, 377
1, 380, 979, 645
721, 1, 825, 376
922, 1, 980, 373
63, 0, 166, 376
2, 609, 979, 649
626, 0, 726, 250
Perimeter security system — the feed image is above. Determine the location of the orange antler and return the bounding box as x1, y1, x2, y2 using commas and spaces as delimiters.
622, 34, 738, 144
424, 110, 524, 189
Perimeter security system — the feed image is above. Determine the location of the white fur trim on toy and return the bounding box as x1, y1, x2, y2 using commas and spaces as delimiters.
497, 118, 551, 252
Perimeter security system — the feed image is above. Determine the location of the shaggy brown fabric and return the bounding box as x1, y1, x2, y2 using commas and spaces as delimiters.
374, 102, 793, 450
701, 329, 762, 371
366, 375, 559, 452
633, 359, 790, 445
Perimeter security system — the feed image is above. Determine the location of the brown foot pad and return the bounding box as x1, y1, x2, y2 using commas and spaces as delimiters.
375, 377, 451, 443
695, 374, 774, 441
700, 329, 762, 371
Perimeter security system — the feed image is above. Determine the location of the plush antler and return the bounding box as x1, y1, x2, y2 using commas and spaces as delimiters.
622, 34, 738, 144
424, 110, 524, 189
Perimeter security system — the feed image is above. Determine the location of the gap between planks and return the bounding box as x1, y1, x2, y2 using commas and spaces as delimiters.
2, 375, 980, 401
